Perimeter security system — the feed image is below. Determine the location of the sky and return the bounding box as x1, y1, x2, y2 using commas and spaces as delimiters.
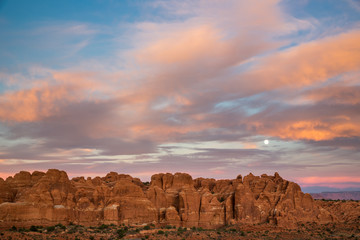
0, 0, 360, 193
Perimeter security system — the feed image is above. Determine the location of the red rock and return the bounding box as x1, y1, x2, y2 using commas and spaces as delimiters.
199, 190, 224, 228
0, 179, 15, 203
0, 170, 342, 229
164, 206, 181, 225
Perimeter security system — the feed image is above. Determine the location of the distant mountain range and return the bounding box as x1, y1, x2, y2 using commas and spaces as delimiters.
302, 186, 360, 193
310, 191, 360, 200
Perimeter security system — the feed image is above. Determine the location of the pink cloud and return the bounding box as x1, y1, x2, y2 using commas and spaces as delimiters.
297, 176, 360, 188
136, 25, 227, 65
0, 69, 112, 123
0, 84, 78, 122
229, 30, 360, 94
125, 0, 292, 99
220, 30, 360, 141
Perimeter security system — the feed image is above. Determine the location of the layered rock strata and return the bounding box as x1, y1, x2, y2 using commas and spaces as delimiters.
0, 170, 334, 228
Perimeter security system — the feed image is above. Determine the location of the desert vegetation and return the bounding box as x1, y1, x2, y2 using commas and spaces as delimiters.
0, 218, 359, 240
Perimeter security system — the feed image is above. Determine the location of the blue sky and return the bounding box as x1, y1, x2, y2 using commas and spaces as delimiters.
0, 0, 360, 192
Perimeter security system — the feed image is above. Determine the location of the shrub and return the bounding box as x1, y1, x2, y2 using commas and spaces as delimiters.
46, 226, 55, 232
143, 225, 150, 230
158, 230, 164, 234
55, 223, 66, 230
98, 224, 109, 230
117, 228, 127, 238
29, 226, 38, 232
165, 225, 172, 229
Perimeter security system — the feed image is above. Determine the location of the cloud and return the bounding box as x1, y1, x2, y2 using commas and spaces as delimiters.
0, 83, 79, 122
2, 98, 156, 154
305, 85, 360, 105
123, 0, 299, 103
347, 0, 360, 12
136, 25, 222, 65
245, 101, 360, 141
308, 137, 360, 150
226, 30, 360, 96
297, 176, 360, 188
299, 176, 360, 184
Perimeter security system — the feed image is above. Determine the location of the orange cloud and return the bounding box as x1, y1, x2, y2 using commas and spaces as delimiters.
0, 84, 78, 122
0, 69, 108, 123
253, 120, 360, 141
126, 0, 290, 105
243, 143, 258, 149
233, 30, 360, 93
52, 71, 104, 93
137, 25, 227, 65
134, 0, 286, 67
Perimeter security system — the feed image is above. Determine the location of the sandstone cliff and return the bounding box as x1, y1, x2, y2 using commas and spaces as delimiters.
316, 199, 360, 223
0, 170, 335, 228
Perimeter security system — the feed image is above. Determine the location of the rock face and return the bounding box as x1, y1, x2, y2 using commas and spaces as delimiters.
0, 170, 336, 228
316, 200, 360, 223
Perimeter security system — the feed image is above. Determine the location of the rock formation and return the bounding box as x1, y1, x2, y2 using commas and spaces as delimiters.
0, 170, 336, 228
316, 199, 360, 223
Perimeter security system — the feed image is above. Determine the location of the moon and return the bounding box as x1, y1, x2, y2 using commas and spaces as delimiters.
264, 139, 269, 145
